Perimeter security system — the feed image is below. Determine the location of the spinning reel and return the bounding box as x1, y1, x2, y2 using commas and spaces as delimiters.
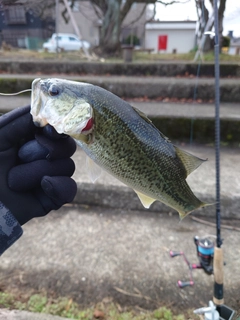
170, 236, 214, 288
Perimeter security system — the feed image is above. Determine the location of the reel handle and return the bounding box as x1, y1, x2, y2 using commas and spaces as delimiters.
177, 280, 194, 288
170, 250, 182, 257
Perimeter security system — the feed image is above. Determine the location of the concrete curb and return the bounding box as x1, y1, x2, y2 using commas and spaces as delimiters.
1, 74, 240, 102
74, 182, 238, 219
0, 60, 240, 77
0, 98, 239, 219
0, 309, 69, 320
70, 143, 240, 220
1, 97, 239, 144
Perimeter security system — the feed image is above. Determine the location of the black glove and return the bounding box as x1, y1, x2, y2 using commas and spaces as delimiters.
0, 106, 77, 226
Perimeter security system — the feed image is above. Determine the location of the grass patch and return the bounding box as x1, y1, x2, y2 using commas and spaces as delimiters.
132, 50, 240, 63
0, 290, 194, 320
1, 48, 240, 63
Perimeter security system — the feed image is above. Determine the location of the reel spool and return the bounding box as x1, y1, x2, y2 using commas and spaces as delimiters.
194, 236, 214, 275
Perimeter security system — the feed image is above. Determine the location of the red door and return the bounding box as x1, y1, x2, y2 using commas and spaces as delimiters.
158, 35, 168, 51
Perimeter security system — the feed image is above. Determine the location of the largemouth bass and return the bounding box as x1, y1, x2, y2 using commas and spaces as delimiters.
31, 78, 209, 219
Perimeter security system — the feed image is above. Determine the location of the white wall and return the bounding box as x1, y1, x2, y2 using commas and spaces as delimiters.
145, 23, 196, 54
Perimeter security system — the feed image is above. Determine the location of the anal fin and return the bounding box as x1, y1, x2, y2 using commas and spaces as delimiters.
134, 190, 156, 209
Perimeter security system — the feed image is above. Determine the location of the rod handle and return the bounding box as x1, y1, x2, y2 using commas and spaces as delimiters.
213, 247, 224, 305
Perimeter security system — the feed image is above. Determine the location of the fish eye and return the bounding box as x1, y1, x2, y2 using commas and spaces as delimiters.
48, 85, 60, 97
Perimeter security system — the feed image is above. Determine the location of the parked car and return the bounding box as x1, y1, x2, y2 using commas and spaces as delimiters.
43, 33, 91, 52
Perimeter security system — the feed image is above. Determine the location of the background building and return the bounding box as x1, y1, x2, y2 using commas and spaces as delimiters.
0, 2, 54, 49
0, 0, 148, 50
57, 1, 147, 47
145, 21, 197, 54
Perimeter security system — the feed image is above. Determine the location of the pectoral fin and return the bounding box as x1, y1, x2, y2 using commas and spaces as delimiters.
86, 156, 102, 183
134, 190, 156, 208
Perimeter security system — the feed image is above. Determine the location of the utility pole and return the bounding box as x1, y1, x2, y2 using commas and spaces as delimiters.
61, 0, 90, 59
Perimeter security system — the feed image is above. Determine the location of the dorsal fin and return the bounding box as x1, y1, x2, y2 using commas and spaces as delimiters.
175, 146, 207, 177
132, 106, 171, 142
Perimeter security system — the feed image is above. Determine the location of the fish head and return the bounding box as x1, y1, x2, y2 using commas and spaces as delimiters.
30, 78, 94, 137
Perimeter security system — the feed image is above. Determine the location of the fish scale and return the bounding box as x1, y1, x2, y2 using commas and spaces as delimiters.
30, 78, 209, 219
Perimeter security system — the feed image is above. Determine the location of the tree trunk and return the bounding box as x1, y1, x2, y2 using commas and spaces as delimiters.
195, 0, 214, 52
99, 0, 121, 55
209, 0, 227, 51
218, 0, 227, 51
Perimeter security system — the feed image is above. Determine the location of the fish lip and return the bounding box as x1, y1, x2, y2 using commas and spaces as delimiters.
32, 78, 41, 88
31, 78, 50, 127
31, 78, 41, 109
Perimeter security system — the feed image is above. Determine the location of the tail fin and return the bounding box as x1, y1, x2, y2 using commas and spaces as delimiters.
178, 201, 214, 220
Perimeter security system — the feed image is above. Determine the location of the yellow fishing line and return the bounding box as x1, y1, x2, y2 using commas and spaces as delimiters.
0, 89, 32, 96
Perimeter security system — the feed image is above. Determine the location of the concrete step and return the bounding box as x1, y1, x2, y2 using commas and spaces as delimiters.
0, 74, 240, 102
1, 96, 239, 218
71, 144, 240, 220
0, 60, 240, 77
1, 96, 239, 144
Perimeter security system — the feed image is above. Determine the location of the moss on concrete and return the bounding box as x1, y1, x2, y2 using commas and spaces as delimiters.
151, 117, 240, 145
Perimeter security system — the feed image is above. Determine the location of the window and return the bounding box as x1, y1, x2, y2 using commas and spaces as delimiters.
5, 6, 26, 25
69, 37, 78, 41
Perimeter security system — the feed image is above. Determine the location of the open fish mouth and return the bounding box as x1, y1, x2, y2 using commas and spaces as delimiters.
30, 78, 94, 137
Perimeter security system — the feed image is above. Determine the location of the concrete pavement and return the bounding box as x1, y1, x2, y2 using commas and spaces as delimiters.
1, 203, 240, 318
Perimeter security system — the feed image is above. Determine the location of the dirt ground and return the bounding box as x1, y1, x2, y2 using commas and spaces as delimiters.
0, 205, 239, 317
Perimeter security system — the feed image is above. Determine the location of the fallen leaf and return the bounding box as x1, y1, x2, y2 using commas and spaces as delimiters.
94, 309, 105, 319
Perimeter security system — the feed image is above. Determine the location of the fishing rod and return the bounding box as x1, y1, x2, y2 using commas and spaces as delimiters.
171, 1, 235, 318
212, 0, 224, 308
193, 1, 234, 318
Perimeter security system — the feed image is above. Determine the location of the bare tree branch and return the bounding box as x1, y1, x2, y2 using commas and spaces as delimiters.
120, 0, 135, 22
146, 3, 157, 22
156, 0, 190, 5
124, 3, 147, 28
89, 1, 102, 20
90, 0, 108, 14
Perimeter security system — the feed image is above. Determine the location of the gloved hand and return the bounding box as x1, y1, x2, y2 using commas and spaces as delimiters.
0, 106, 77, 226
